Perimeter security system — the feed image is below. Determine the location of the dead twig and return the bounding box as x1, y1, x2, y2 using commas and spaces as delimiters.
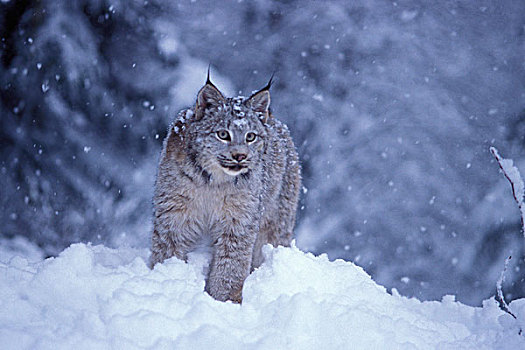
489, 147, 525, 236
490, 147, 524, 335
495, 256, 517, 319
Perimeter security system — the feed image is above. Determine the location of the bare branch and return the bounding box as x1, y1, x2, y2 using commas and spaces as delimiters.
490, 147, 525, 236
495, 256, 517, 319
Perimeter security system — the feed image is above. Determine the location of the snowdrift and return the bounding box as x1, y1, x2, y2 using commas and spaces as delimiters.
1, 242, 524, 349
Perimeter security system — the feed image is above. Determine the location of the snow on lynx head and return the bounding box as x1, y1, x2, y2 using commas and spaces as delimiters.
179, 74, 273, 179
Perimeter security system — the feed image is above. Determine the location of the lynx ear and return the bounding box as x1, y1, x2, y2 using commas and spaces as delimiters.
248, 89, 270, 113
247, 75, 273, 121
195, 71, 225, 120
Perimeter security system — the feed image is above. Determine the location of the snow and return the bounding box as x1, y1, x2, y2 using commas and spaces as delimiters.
232, 118, 248, 127
1, 242, 524, 349
0, 236, 44, 264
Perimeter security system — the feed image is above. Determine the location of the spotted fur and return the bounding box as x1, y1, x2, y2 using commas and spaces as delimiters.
149, 76, 301, 303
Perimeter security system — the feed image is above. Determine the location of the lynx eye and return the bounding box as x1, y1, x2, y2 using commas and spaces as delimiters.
216, 130, 231, 142
245, 132, 257, 143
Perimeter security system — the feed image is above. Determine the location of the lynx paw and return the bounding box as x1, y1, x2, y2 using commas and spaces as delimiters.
229, 288, 243, 304
205, 281, 243, 303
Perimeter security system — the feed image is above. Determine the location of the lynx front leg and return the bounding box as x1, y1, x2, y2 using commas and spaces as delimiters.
149, 210, 197, 269
149, 228, 180, 268
206, 227, 256, 303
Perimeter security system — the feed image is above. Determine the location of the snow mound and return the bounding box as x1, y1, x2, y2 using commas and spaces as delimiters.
0, 236, 44, 264
1, 243, 524, 349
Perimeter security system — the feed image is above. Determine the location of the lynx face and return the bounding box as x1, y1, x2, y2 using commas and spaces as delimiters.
186, 82, 271, 180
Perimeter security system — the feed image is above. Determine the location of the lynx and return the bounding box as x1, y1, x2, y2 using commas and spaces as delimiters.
149, 72, 301, 303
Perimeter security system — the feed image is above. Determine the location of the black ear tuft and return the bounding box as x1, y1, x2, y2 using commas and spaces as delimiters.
259, 72, 274, 93
206, 64, 212, 85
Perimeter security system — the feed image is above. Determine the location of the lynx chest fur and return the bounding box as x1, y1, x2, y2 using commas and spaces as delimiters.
149, 75, 300, 303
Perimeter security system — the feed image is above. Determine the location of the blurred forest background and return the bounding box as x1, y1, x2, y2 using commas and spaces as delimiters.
1, 0, 524, 306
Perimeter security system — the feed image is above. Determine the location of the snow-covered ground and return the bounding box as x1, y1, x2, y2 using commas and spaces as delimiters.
1, 240, 524, 349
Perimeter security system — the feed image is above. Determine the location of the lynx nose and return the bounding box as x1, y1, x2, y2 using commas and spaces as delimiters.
232, 152, 247, 162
